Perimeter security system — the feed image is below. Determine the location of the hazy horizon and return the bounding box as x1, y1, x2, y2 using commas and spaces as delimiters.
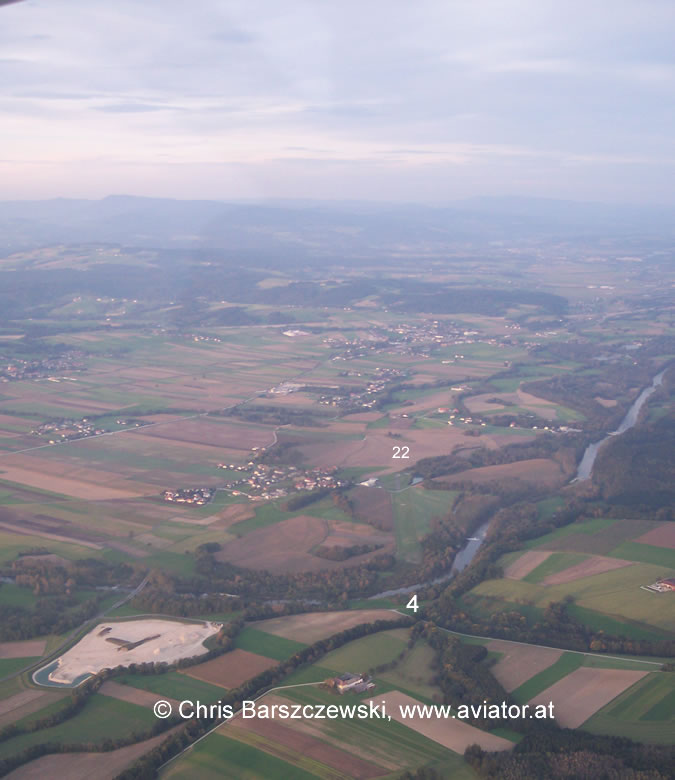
2, 0, 674, 205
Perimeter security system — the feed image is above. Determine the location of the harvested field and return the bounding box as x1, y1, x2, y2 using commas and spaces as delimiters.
0, 690, 47, 719
376, 691, 513, 753
0, 464, 154, 501
0, 640, 46, 659
229, 710, 386, 779
437, 458, 567, 489
0, 520, 103, 550
253, 610, 399, 644
98, 680, 179, 709
216, 515, 388, 574
351, 486, 394, 530
5, 728, 180, 780
105, 541, 149, 558
635, 524, 675, 550
135, 419, 271, 450
184, 649, 277, 689
216, 515, 327, 573
487, 640, 563, 692
212, 503, 256, 530
542, 556, 634, 586
504, 550, 552, 580
529, 667, 648, 728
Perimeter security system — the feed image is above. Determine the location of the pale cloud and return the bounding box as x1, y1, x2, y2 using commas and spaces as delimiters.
0, 0, 673, 203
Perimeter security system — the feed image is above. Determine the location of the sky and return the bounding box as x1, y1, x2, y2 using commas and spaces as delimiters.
1, 0, 674, 203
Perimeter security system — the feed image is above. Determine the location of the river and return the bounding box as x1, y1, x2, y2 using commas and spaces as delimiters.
368, 518, 491, 599
574, 369, 665, 482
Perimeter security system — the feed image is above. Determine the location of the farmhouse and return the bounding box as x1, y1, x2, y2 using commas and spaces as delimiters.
642, 577, 675, 593
325, 673, 375, 694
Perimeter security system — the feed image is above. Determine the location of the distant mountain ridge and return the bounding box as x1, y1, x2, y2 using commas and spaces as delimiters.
1, 195, 673, 255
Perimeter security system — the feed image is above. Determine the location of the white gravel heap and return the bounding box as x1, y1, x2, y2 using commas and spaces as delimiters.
45, 618, 220, 685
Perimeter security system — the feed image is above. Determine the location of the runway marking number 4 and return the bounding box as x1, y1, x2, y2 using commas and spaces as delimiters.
406, 594, 419, 612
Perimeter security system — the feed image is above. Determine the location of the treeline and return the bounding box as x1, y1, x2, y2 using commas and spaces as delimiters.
226, 404, 328, 427
0, 593, 102, 642
116, 616, 412, 780
5, 556, 136, 597
413, 436, 586, 481
593, 416, 675, 510
465, 730, 675, 779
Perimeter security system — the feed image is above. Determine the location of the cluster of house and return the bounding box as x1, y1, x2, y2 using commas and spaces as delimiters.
642, 577, 675, 594
318, 367, 408, 411
325, 673, 375, 695
184, 333, 222, 343
33, 417, 145, 443
218, 462, 346, 500
1, 350, 87, 382
162, 487, 215, 506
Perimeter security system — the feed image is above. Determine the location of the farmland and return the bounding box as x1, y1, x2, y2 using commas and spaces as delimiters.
0, 233, 673, 778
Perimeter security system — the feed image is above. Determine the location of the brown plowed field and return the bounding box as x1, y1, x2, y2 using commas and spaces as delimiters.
99, 680, 180, 709
437, 458, 567, 488
184, 649, 277, 689
215, 514, 392, 574
0, 640, 46, 658
529, 667, 648, 728
229, 715, 386, 778
0, 520, 103, 550
486, 640, 563, 692
5, 728, 180, 780
504, 550, 552, 580
0, 689, 67, 729
376, 691, 513, 752
253, 610, 399, 644
635, 524, 675, 549
542, 556, 634, 585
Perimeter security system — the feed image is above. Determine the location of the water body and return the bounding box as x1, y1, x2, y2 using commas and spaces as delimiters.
33, 659, 92, 688
369, 518, 491, 599
574, 369, 665, 482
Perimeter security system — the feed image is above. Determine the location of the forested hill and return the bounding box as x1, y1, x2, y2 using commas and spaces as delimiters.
593, 416, 675, 511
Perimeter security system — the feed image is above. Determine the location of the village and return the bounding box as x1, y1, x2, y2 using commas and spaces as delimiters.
0, 349, 87, 383
161, 487, 216, 506
217, 461, 348, 501
33, 416, 148, 443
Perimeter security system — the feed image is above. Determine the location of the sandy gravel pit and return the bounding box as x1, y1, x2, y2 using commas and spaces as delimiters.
34, 619, 220, 687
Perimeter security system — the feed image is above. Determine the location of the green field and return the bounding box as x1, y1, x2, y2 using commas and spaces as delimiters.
116, 670, 225, 702
0, 693, 157, 760
318, 629, 409, 673
0, 657, 39, 678
234, 627, 306, 661
608, 541, 675, 568
472, 561, 675, 633
391, 487, 457, 563
162, 733, 320, 780
583, 673, 675, 743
